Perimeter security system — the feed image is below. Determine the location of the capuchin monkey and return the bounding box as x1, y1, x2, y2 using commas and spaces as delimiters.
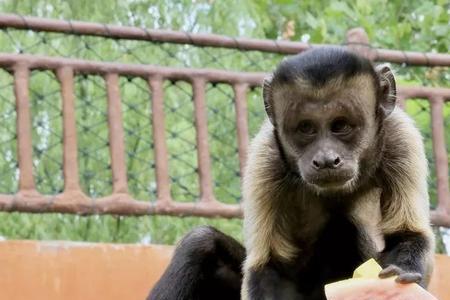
148, 47, 434, 300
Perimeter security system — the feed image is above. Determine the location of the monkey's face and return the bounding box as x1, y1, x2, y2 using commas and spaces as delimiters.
274, 76, 379, 194
264, 48, 396, 195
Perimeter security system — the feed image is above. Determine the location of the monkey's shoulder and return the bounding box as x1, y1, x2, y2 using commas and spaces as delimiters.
247, 120, 278, 158
380, 107, 427, 174
244, 120, 286, 184
383, 108, 424, 151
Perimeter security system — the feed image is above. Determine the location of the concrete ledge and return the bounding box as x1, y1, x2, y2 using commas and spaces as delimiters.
0, 240, 173, 300
0, 240, 448, 300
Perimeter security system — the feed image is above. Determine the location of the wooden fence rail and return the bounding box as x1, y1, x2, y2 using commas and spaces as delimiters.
0, 15, 447, 226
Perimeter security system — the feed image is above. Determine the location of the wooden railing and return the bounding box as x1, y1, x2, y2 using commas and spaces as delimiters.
0, 14, 448, 226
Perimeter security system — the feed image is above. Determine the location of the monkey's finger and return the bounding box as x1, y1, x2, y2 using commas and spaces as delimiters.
395, 272, 422, 284
378, 265, 402, 278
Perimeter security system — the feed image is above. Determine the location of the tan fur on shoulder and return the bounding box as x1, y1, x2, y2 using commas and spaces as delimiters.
381, 108, 432, 235
242, 121, 298, 269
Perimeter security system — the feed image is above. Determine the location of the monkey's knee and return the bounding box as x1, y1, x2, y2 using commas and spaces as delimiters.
177, 226, 219, 254
183, 225, 218, 241
176, 226, 244, 265
172, 226, 223, 263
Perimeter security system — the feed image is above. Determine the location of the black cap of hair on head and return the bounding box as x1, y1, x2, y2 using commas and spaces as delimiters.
273, 47, 375, 87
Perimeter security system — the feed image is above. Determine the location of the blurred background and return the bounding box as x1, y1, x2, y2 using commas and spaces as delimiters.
0, 0, 448, 252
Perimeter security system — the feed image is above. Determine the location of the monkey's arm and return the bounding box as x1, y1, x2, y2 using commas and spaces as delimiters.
241, 123, 302, 300
241, 192, 300, 300
241, 189, 300, 300
378, 230, 432, 286
378, 109, 435, 287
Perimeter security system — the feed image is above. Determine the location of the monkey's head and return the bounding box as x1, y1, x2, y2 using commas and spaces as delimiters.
264, 47, 396, 195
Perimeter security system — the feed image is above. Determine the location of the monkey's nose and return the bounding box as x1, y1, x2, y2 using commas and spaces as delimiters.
312, 156, 342, 170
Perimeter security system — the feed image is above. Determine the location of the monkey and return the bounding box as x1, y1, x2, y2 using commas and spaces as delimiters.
241, 46, 434, 300
148, 47, 434, 300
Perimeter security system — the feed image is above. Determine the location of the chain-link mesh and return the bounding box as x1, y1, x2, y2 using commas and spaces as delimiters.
119, 77, 156, 201
0, 24, 447, 210
163, 80, 198, 202
75, 75, 112, 198
0, 28, 283, 71
206, 83, 241, 203
0, 29, 449, 203
446, 100, 450, 200
397, 64, 450, 209
30, 70, 64, 194
0, 69, 18, 194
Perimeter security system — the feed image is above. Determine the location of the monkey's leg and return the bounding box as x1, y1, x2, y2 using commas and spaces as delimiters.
378, 231, 431, 287
147, 226, 245, 300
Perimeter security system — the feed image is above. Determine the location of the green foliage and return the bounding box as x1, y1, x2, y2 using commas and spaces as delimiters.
0, 212, 243, 244
0, 0, 447, 248
254, 0, 449, 53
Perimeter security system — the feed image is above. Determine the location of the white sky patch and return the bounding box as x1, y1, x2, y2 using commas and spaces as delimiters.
237, 19, 256, 36
147, 5, 161, 29
441, 227, 450, 254
301, 34, 311, 43
140, 234, 152, 245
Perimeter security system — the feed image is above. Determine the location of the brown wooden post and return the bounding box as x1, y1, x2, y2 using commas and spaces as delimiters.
430, 96, 450, 215
396, 93, 406, 110
105, 73, 128, 194
14, 63, 37, 195
192, 78, 216, 203
56, 66, 81, 192
148, 76, 172, 205
345, 28, 376, 61
233, 83, 249, 178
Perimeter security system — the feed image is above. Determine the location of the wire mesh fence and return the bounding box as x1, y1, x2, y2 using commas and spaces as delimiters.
0, 28, 444, 206
0, 26, 277, 205
0, 69, 17, 194
0, 26, 285, 71
119, 76, 156, 202
0, 16, 447, 219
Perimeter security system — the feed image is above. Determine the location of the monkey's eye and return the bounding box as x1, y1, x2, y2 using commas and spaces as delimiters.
297, 120, 316, 135
330, 118, 353, 135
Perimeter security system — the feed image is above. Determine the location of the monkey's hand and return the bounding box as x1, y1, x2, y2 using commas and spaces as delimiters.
379, 265, 422, 284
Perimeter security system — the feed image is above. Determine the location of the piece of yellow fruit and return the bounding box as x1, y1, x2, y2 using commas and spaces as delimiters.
352, 258, 383, 279
324, 259, 439, 300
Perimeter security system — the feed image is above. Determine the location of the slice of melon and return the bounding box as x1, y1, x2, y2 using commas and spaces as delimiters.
324, 259, 438, 300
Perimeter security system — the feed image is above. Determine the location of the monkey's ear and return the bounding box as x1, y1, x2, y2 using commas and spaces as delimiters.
376, 64, 396, 117
263, 74, 275, 124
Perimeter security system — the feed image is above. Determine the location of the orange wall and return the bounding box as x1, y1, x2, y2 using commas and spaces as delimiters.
0, 240, 448, 300
0, 240, 173, 300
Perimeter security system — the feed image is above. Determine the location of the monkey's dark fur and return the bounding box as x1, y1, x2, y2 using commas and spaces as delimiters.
148, 47, 434, 300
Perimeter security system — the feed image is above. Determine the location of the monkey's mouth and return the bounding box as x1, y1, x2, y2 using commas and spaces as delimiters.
314, 178, 350, 188
306, 171, 355, 189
